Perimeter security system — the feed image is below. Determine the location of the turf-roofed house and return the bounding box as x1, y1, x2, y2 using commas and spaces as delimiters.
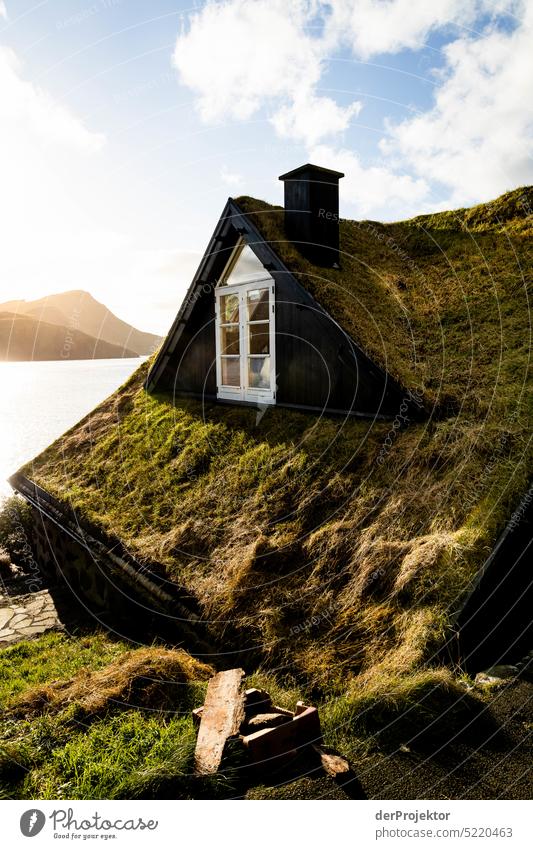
10, 165, 533, 706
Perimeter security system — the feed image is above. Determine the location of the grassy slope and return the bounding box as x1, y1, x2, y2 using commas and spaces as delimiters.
0, 290, 161, 357
20, 189, 532, 731
0, 632, 219, 799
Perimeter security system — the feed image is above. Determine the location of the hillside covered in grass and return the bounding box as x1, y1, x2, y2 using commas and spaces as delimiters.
19, 188, 532, 718
0, 290, 162, 357
0, 632, 221, 799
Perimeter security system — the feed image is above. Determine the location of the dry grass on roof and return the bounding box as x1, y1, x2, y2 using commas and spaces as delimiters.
23, 361, 531, 694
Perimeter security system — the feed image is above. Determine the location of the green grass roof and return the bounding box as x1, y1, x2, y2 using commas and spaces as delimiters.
21, 187, 533, 703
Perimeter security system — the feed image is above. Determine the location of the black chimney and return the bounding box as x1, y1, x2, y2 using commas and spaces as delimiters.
279, 163, 344, 266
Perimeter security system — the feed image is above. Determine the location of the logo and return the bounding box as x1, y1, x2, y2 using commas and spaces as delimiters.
20, 810, 46, 838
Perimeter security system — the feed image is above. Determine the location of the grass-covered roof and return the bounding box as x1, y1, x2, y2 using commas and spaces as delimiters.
20, 187, 532, 712
236, 186, 532, 414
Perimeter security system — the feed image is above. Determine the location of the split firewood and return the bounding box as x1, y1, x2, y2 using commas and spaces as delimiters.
192, 706, 203, 728
244, 687, 272, 715
270, 705, 295, 717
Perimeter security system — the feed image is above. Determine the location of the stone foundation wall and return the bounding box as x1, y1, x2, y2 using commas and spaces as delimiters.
10, 474, 203, 647
30, 508, 125, 615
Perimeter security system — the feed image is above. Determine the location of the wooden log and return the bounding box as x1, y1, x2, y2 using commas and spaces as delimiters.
194, 668, 245, 774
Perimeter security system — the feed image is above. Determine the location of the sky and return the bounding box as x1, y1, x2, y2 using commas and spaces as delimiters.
0, 0, 531, 335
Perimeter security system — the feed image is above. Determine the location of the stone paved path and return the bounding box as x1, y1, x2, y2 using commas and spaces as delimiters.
0, 588, 63, 647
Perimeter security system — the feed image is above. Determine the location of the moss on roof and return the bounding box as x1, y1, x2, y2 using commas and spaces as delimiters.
20, 188, 533, 707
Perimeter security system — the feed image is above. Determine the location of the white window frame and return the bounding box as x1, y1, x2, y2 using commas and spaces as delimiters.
215, 270, 276, 405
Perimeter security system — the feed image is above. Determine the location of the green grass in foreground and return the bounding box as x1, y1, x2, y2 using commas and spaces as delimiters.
21, 712, 197, 800
0, 633, 481, 800
0, 633, 237, 799
0, 631, 128, 708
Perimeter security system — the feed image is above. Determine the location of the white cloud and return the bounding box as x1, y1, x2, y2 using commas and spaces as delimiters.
325, 0, 479, 59
0, 47, 107, 264
272, 93, 362, 146
173, 0, 360, 145
311, 144, 430, 218
380, 5, 533, 204
0, 47, 107, 291
220, 165, 244, 188
174, 0, 319, 122
0, 47, 204, 336
173, 0, 530, 214
172, 0, 514, 132
0, 2, 7, 21
0, 47, 105, 153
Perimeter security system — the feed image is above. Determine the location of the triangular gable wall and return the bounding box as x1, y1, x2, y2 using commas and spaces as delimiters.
146, 199, 411, 419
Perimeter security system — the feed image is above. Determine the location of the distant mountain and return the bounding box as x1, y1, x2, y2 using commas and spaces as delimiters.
0, 290, 161, 356
0, 312, 138, 361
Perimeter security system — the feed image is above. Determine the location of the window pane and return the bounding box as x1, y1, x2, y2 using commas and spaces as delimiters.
249, 322, 269, 355
221, 357, 240, 386
221, 245, 269, 286
220, 324, 240, 355
247, 288, 269, 321
220, 293, 240, 323
248, 356, 270, 389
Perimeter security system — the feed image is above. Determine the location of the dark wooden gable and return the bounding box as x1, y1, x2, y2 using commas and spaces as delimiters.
146, 199, 410, 419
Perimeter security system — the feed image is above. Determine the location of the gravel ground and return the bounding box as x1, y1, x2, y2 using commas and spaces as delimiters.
358, 679, 532, 800
248, 672, 532, 800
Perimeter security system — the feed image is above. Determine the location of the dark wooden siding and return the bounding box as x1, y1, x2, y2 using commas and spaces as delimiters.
456, 484, 533, 670
163, 291, 217, 397
273, 270, 404, 416
156, 226, 237, 397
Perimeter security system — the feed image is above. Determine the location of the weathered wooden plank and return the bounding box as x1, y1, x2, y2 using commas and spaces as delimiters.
194, 668, 245, 774
271, 705, 295, 717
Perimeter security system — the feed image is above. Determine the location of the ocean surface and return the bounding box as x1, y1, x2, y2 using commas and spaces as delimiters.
0, 358, 143, 499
